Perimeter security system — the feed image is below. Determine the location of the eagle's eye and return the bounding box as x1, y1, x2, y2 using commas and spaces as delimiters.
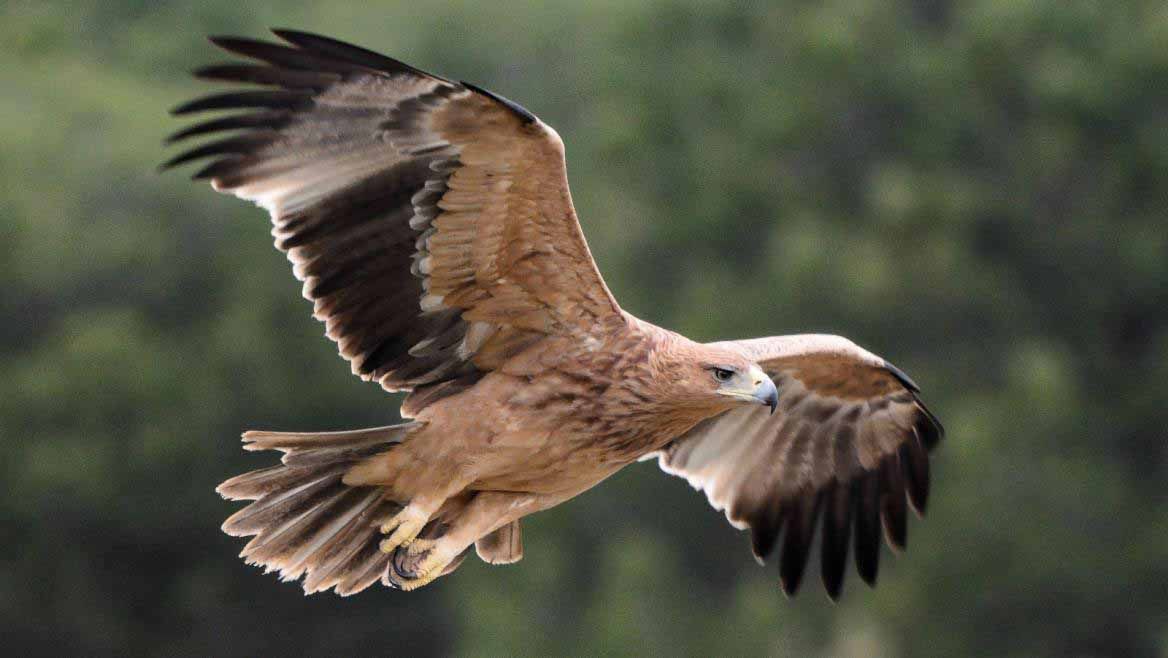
711, 367, 735, 383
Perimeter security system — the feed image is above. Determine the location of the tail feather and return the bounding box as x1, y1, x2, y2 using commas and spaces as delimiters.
217, 464, 313, 501
241, 424, 414, 446
222, 468, 346, 536
240, 485, 357, 569
336, 532, 398, 596
217, 422, 418, 595
280, 442, 394, 468
303, 494, 399, 594
265, 489, 382, 584
242, 423, 417, 456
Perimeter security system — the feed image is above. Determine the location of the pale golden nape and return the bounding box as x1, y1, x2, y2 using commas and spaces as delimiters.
167, 30, 944, 599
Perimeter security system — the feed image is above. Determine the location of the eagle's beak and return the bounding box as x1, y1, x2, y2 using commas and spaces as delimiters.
748, 365, 779, 415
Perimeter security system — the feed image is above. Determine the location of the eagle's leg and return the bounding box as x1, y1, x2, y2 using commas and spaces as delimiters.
387, 491, 543, 590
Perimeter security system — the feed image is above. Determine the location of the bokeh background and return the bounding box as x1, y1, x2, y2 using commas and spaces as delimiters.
3, 1, 1167, 656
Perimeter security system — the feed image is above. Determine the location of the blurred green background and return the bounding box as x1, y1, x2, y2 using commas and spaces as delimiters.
3, 0, 1167, 655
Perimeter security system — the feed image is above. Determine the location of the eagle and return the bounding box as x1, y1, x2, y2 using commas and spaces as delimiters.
163, 30, 944, 599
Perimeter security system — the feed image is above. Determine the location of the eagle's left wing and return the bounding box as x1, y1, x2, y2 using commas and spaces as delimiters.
163, 30, 623, 417
649, 335, 943, 599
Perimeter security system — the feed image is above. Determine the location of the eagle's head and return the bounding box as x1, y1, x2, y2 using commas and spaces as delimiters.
650, 339, 778, 419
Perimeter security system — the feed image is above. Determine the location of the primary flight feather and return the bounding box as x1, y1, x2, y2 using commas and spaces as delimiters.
164, 29, 944, 598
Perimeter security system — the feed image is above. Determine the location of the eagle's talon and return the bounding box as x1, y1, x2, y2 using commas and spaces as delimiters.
387, 540, 454, 590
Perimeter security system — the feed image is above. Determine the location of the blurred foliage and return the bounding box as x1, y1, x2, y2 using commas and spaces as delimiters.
3, 0, 1167, 656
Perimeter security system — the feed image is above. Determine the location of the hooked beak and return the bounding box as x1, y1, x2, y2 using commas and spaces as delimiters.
719, 365, 779, 414
750, 366, 779, 415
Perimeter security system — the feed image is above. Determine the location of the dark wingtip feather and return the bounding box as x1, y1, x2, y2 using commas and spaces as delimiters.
914, 403, 945, 450
750, 528, 777, 566
901, 431, 931, 517
746, 501, 783, 565
820, 481, 852, 601
778, 492, 822, 597
879, 457, 908, 552
164, 111, 290, 144
270, 28, 445, 80
192, 63, 243, 80
207, 34, 363, 74
854, 474, 881, 587
157, 152, 191, 173
193, 63, 340, 90
206, 35, 285, 62
883, 360, 921, 392
170, 90, 313, 115
462, 81, 537, 125
191, 156, 245, 181
159, 133, 274, 170
207, 34, 278, 55
918, 402, 945, 444
270, 28, 310, 39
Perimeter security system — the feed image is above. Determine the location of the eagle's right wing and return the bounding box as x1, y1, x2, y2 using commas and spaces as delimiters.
651, 335, 944, 599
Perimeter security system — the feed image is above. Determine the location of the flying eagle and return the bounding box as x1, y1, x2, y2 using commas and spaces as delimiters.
164, 30, 944, 599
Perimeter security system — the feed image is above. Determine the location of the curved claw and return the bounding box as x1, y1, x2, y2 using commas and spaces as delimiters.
386, 541, 456, 590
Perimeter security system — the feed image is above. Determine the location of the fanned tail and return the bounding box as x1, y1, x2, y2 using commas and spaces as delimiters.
216, 422, 420, 595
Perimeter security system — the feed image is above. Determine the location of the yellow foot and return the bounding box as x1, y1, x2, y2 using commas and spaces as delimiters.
397, 568, 443, 591
385, 541, 456, 591
377, 506, 429, 554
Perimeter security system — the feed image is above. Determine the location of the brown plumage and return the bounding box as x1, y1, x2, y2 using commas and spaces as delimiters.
165, 29, 945, 598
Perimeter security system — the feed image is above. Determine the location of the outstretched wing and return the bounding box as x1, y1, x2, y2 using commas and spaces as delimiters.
164, 30, 622, 415
650, 334, 944, 599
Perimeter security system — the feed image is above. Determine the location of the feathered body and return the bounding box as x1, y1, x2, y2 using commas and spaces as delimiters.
346, 317, 753, 499
166, 30, 944, 598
